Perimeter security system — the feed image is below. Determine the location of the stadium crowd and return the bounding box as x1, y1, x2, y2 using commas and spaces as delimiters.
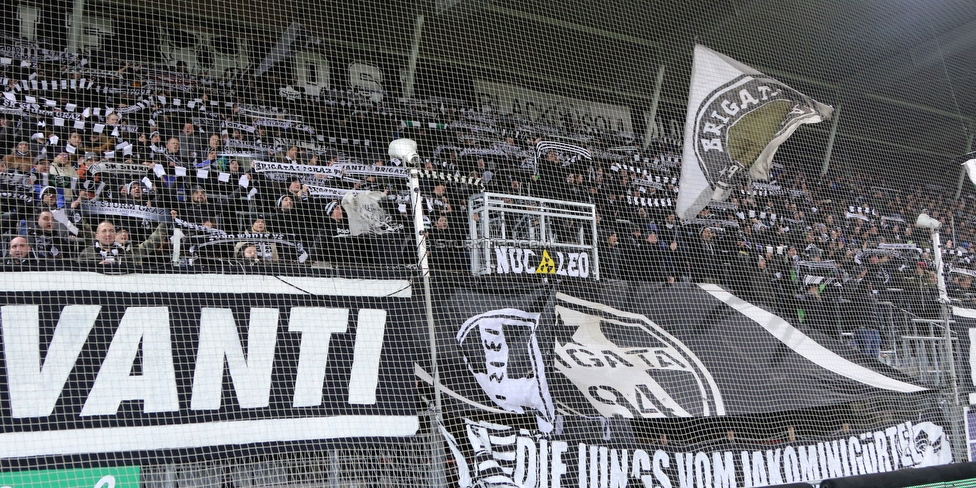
1, 46, 975, 333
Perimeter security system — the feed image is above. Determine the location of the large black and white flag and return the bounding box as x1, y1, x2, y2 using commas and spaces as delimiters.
676, 45, 833, 220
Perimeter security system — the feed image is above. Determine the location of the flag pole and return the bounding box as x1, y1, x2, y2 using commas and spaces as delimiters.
954, 134, 974, 200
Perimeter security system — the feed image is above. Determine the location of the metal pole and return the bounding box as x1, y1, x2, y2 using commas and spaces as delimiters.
591, 203, 600, 281
67, 0, 86, 54
403, 14, 425, 100
642, 64, 666, 149
954, 133, 974, 200
931, 229, 957, 401
408, 163, 446, 488
931, 227, 968, 462
820, 103, 842, 177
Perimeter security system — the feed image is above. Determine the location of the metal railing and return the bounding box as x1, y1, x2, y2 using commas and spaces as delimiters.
467, 192, 599, 279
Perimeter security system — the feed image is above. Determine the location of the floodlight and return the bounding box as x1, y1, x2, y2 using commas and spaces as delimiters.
916, 212, 941, 231
388, 138, 421, 167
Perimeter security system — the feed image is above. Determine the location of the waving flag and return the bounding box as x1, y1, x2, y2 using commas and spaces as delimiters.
959, 151, 976, 188
676, 45, 833, 221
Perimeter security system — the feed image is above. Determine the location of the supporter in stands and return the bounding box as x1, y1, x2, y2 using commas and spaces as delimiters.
206, 134, 223, 159
78, 220, 129, 265
86, 130, 114, 156
141, 131, 164, 163
4, 141, 33, 172
426, 181, 452, 218
178, 122, 206, 161
599, 229, 622, 280
30, 158, 51, 188
280, 145, 303, 165
642, 230, 676, 283
684, 226, 724, 283
162, 137, 194, 168
248, 215, 279, 262
121, 181, 154, 206
862, 253, 893, 292
49, 151, 75, 190
270, 194, 311, 245
69, 179, 99, 213
313, 200, 346, 265
285, 176, 310, 203
950, 274, 976, 307
37, 186, 62, 211
233, 241, 261, 265
428, 214, 466, 272
5, 235, 35, 264
65, 132, 84, 159
172, 185, 220, 228
29, 132, 48, 161
0, 117, 14, 155
114, 227, 133, 254
27, 209, 74, 259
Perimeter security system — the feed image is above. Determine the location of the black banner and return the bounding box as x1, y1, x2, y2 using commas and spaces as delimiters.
0, 271, 420, 464
428, 280, 949, 487
427, 281, 933, 424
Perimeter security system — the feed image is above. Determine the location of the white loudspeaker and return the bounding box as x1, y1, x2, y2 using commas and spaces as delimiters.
389, 139, 421, 166
916, 212, 942, 230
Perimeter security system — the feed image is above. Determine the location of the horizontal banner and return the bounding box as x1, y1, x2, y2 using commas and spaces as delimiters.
0, 272, 419, 462
444, 417, 951, 488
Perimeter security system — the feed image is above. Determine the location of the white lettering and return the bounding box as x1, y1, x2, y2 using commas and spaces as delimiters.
712, 452, 735, 488
496, 246, 511, 274
875, 429, 892, 472
510, 248, 524, 273
818, 440, 844, 478
694, 452, 710, 488
700, 138, 723, 151
701, 122, 723, 136
710, 111, 730, 124
738, 89, 760, 110
748, 451, 767, 487
2, 305, 99, 418
190, 308, 279, 410
632, 449, 652, 488
610, 449, 628, 488
578, 252, 590, 278
81, 307, 178, 415
675, 453, 693, 488
721, 100, 739, 116
839, 438, 852, 477
348, 309, 386, 404
289, 308, 348, 407
797, 445, 819, 481
765, 449, 783, 485
849, 436, 863, 476
552, 440, 568, 488
567, 253, 579, 277
523, 249, 536, 274
653, 450, 672, 488
516, 437, 537, 487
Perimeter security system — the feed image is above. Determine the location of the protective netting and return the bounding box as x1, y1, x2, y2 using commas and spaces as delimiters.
2, 1, 976, 487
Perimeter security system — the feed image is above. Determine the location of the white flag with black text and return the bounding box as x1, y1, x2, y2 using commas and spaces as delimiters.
676, 45, 833, 221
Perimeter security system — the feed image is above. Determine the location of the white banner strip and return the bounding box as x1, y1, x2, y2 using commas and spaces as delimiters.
0, 415, 419, 459
0, 272, 411, 298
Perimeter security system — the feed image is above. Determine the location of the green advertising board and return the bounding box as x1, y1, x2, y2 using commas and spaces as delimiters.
0, 466, 140, 488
